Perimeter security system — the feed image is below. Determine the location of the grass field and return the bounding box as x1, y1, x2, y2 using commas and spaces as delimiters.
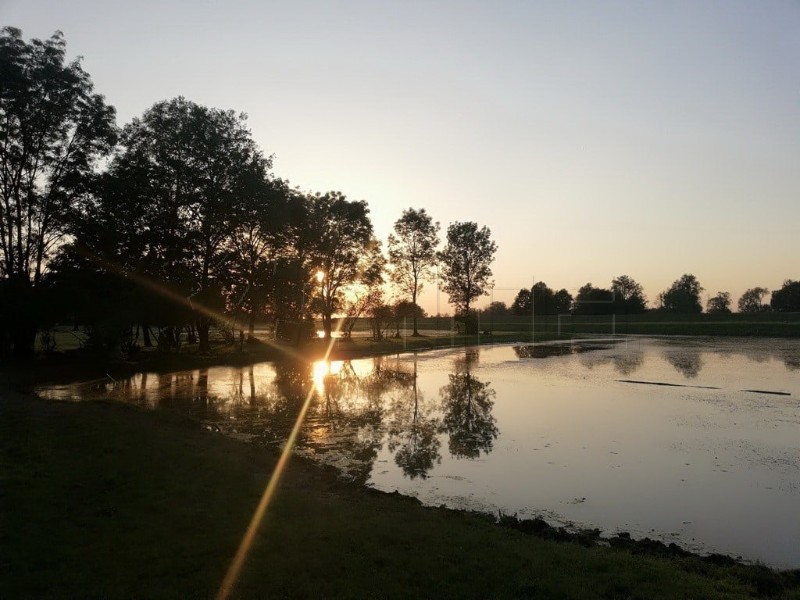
37, 312, 800, 358
3, 391, 798, 599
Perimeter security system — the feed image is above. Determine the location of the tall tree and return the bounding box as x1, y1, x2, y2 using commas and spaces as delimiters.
0, 27, 116, 355
108, 97, 270, 351
706, 291, 732, 314
387, 208, 439, 336
737, 287, 770, 313
223, 179, 294, 338
659, 274, 704, 314
438, 221, 497, 333
611, 275, 647, 313
304, 192, 376, 339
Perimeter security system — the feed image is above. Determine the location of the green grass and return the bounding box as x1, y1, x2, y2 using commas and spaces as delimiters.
2, 392, 798, 599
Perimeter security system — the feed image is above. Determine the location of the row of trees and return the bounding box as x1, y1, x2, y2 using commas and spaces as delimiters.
0, 28, 499, 357
2, 29, 797, 356
495, 275, 800, 317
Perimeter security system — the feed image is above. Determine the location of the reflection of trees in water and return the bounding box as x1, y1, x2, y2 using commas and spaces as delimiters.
440, 350, 498, 459
782, 353, 800, 371
386, 358, 441, 479
663, 350, 704, 378
308, 357, 418, 484
613, 352, 645, 376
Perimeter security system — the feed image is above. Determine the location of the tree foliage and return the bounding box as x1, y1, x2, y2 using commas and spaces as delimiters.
611, 275, 647, 313
706, 291, 732, 314
659, 274, 704, 314
737, 287, 770, 313
770, 280, 800, 312
304, 192, 376, 339
0, 27, 116, 354
387, 208, 439, 335
573, 283, 614, 315
438, 222, 497, 332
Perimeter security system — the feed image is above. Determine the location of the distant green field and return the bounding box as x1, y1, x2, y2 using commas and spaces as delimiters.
338, 312, 800, 339
36, 312, 800, 355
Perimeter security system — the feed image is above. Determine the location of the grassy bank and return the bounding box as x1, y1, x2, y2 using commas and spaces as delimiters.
2, 392, 798, 599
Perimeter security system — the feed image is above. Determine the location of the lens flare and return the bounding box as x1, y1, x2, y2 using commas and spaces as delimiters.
215, 322, 345, 600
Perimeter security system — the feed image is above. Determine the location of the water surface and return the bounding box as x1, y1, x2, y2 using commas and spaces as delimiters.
37, 337, 800, 567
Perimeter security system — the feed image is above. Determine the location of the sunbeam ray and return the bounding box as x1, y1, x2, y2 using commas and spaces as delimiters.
215, 319, 345, 600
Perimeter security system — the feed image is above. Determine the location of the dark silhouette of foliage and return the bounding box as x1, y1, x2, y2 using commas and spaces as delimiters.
553, 289, 573, 314
573, 283, 614, 315
511, 288, 531, 316
611, 275, 647, 313
107, 97, 270, 351
438, 222, 497, 333
770, 280, 800, 312
0, 27, 116, 355
706, 291, 732, 314
303, 192, 376, 339
738, 287, 770, 313
658, 274, 704, 314
511, 282, 572, 316
388, 208, 439, 336
483, 301, 509, 316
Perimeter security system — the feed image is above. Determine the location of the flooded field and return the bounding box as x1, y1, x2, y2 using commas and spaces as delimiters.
36, 337, 800, 567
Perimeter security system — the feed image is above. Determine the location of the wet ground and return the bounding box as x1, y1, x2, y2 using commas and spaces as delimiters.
36, 337, 800, 567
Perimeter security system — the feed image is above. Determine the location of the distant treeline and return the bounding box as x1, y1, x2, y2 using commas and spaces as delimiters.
483, 275, 800, 318
1, 28, 797, 358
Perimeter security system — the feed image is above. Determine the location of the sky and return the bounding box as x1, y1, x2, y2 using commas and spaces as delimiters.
2, 0, 799, 313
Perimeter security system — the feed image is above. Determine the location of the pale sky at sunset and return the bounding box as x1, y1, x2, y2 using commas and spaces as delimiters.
3, 0, 798, 313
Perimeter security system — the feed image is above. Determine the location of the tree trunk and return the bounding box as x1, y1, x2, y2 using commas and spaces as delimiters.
11, 325, 36, 358
248, 310, 255, 340
198, 318, 210, 353
412, 287, 420, 336
322, 313, 332, 339
142, 324, 152, 347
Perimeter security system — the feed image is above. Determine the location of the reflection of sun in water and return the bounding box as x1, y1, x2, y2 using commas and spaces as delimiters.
312, 360, 343, 394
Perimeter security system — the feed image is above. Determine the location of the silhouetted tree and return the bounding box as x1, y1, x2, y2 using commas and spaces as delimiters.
770, 280, 800, 312
304, 192, 376, 339
553, 288, 574, 314
438, 222, 497, 333
388, 208, 439, 336
573, 283, 614, 315
532, 281, 555, 315
483, 301, 509, 316
659, 274, 703, 313
110, 97, 269, 352
706, 291, 732, 314
0, 27, 116, 355
738, 287, 770, 313
223, 179, 294, 338
341, 241, 386, 338
611, 275, 647, 313
511, 288, 531, 316
392, 299, 426, 337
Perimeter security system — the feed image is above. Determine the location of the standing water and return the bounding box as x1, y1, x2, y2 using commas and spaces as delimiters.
36, 337, 800, 567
